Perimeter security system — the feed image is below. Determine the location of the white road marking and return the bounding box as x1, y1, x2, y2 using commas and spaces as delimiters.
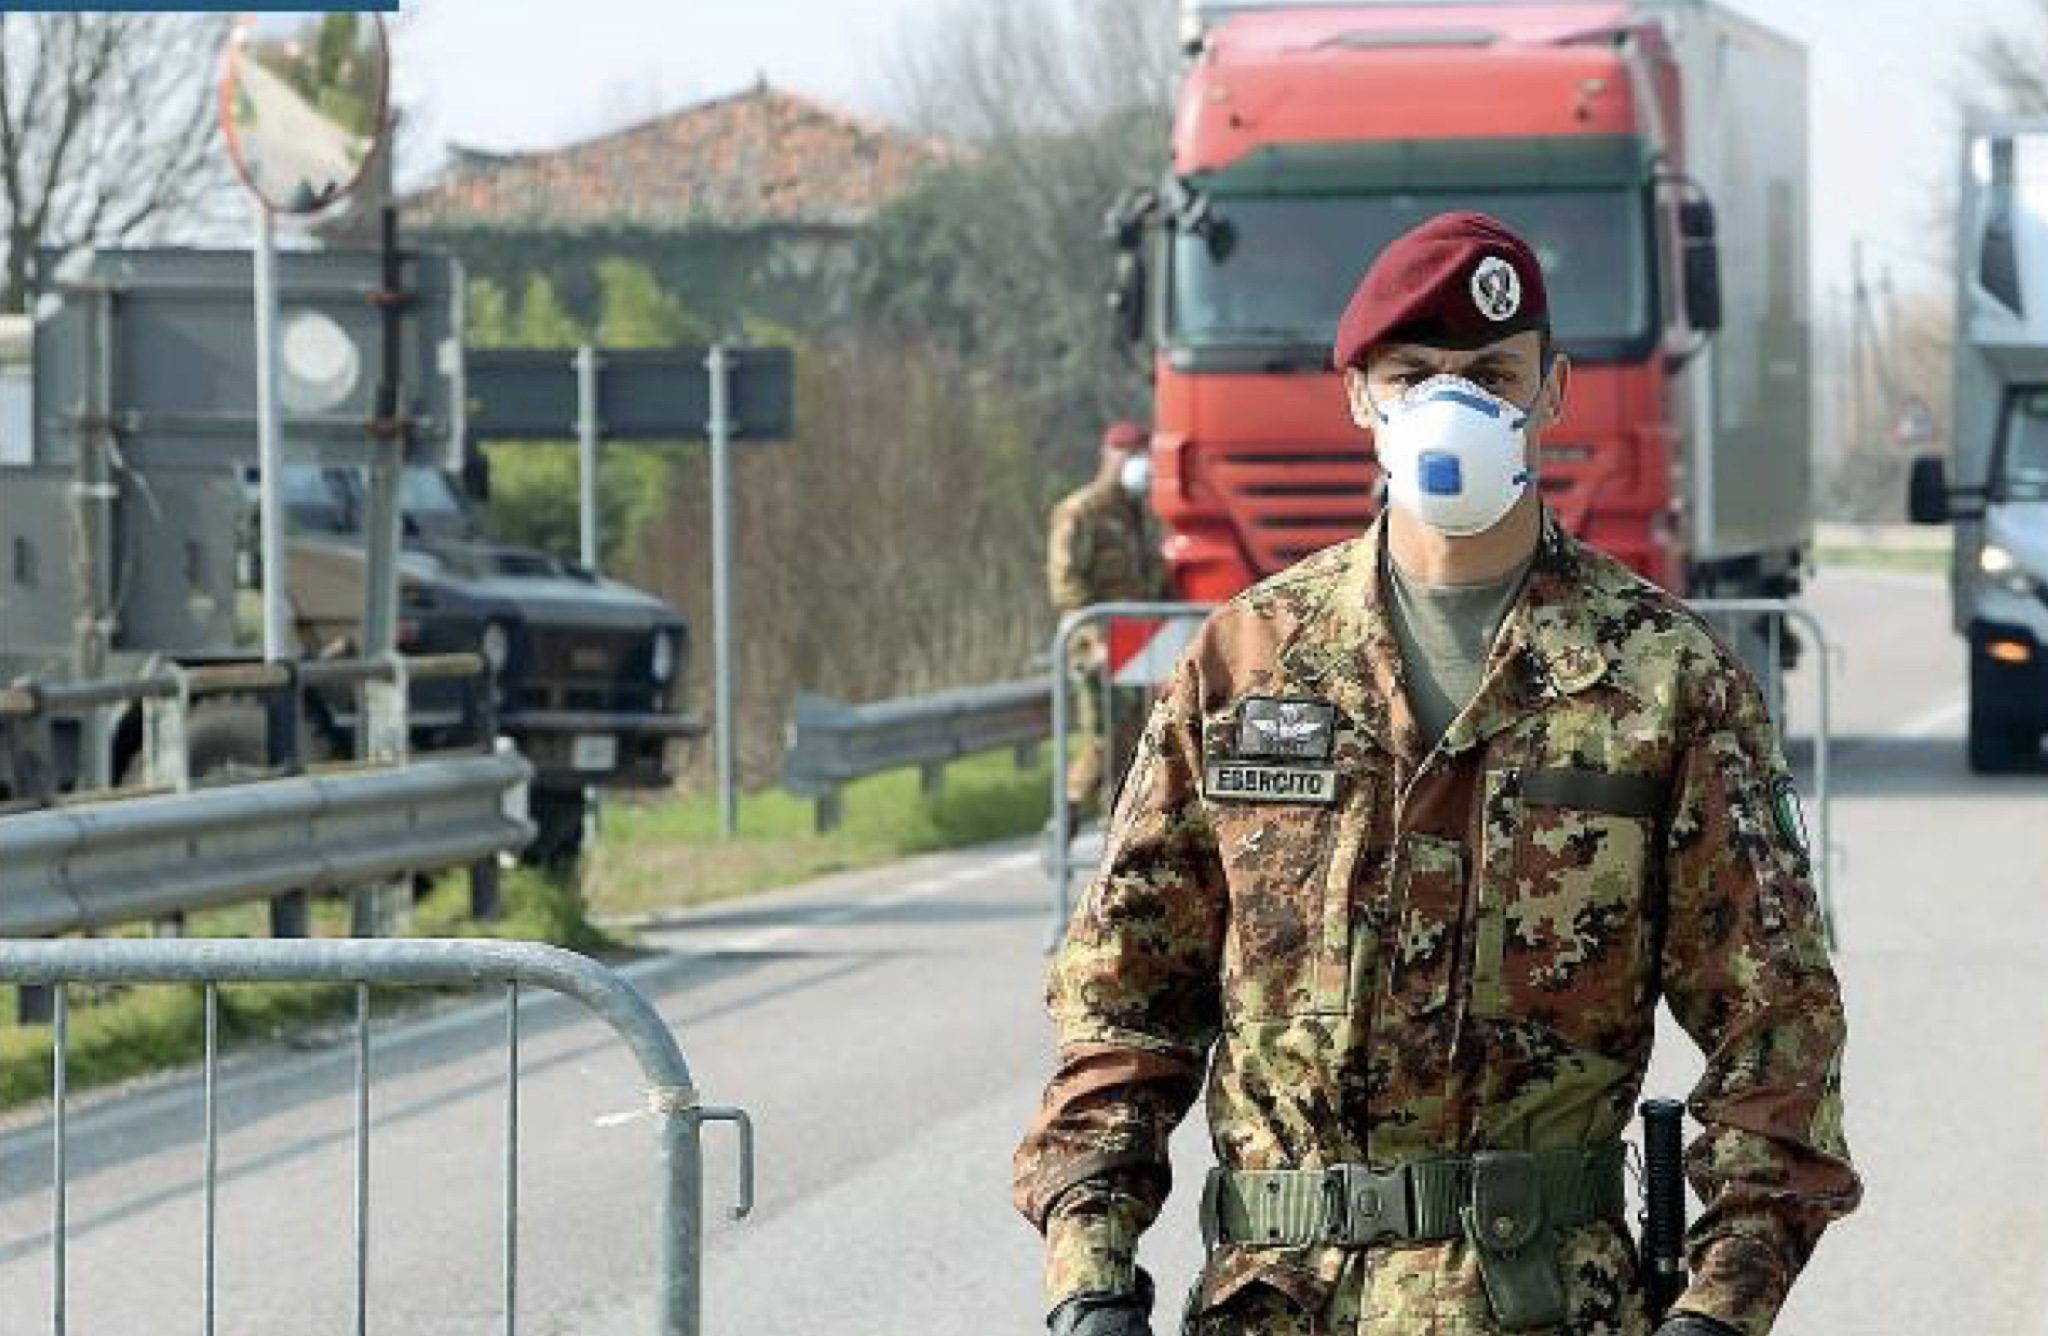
1898, 698, 1967, 738
671, 848, 1038, 955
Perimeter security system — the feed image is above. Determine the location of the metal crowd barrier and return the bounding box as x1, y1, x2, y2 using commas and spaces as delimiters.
1044, 598, 1837, 952
0, 937, 754, 1336
1045, 602, 1214, 950
1689, 598, 1838, 946
781, 677, 1050, 832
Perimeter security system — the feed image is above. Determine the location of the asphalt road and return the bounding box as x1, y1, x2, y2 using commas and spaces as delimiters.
1, 569, 2043, 1334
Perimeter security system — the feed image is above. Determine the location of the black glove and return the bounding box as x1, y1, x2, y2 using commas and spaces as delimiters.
1047, 1266, 1155, 1336
1657, 1315, 1742, 1336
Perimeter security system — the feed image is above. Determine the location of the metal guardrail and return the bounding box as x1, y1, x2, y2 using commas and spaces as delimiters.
781, 677, 1051, 831
0, 750, 533, 937
0, 654, 522, 950
0, 937, 755, 1336
0, 653, 493, 812
1043, 598, 1838, 951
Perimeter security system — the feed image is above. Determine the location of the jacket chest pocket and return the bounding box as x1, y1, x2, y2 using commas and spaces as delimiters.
1212, 777, 1379, 1019
1471, 766, 1661, 1047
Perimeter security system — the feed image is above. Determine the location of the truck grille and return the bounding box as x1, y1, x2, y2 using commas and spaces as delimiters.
1214, 445, 1377, 572
514, 628, 664, 714
1216, 442, 1593, 577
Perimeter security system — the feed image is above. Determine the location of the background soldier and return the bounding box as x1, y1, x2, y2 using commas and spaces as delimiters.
1014, 214, 1860, 1336
1048, 420, 1170, 824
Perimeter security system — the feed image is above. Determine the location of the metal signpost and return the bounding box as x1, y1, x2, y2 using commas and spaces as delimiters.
465, 344, 795, 836
218, 15, 394, 664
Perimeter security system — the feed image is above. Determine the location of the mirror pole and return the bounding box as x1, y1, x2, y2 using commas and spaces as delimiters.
253, 203, 292, 663
361, 205, 404, 659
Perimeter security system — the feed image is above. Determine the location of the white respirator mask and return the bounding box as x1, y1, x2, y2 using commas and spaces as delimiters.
1119, 454, 1152, 497
1366, 373, 1542, 537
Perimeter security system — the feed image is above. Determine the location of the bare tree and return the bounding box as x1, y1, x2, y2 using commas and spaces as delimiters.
1961, 0, 2048, 116
885, 0, 1179, 142
0, 15, 233, 310
865, 0, 1177, 462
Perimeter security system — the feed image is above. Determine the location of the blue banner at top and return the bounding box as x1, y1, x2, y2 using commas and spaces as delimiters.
8, 2, 398, 9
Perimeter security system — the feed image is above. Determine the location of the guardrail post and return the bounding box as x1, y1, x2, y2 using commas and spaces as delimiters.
1, 690, 60, 807
143, 667, 193, 792
152, 912, 187, 939
266, 662, 304, 774
918, 761, 946, 799
16, 984, 53, 1025
271, 890, 311, 939
815, 787, 843, 835
1014, 741, 1039, 771
470, 859, 504, 921
351, 884, 411, 939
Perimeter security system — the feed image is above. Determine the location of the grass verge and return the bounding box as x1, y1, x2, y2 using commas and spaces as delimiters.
0, 867, 613, 1109
1813, 545, 1950, 576
584, 747, 1053, 921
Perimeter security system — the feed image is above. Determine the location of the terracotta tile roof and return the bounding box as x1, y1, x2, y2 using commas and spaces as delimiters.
406, 82, 947, 233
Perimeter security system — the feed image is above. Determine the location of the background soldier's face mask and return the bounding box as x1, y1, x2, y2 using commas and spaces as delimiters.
1119, 454, 1152, 498
1366, 372, 1544, 537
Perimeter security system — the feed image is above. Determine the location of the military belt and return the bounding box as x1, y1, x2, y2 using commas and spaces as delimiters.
1197, 1142, 1627, 1250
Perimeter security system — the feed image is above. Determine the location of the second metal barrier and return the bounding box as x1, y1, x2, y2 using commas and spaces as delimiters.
1045, 597, 1837, 951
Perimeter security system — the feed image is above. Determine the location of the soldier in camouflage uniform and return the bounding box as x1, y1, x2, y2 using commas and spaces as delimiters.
1050, 421, 1172, 820
1015, 214, 1859, 1336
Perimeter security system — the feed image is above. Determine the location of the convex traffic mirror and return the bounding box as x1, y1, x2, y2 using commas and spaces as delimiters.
220, 14, 391, 215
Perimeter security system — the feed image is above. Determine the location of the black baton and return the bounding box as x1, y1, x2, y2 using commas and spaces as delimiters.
1639, 1098, 1688, 1320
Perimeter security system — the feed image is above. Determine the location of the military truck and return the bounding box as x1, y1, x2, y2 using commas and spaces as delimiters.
0, 246, 697, 864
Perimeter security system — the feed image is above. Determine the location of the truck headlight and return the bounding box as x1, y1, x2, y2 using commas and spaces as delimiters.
1980, 544, 2044, 598
650, 631, 676, 684
480, 621, 512, 676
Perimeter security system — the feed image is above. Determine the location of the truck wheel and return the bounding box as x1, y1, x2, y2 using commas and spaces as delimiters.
1966, 646, 2033, 774
120, 697, 331, 786
527, 790, 587, 869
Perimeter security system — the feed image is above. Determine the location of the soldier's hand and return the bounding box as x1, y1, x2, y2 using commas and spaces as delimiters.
1655, 1315, 1741, 1336
1047, 1266, 1154, 1336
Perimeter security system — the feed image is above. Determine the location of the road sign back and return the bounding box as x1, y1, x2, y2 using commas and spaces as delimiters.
1107, 616, 1199, 686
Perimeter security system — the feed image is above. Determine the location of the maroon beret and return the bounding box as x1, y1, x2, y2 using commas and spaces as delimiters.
1331, 211, 1549, 370
1101, 420, 1148, 451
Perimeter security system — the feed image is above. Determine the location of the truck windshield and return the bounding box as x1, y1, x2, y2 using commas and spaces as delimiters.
275, 465, 471, 531
2001, 390, 2048, 500
398, 466, 466, 516
1169, 189, 1653, 360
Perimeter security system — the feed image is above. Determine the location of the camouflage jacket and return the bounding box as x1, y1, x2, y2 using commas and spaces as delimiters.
1014, 509, 1859, 1335
1048, 481, 1168, 617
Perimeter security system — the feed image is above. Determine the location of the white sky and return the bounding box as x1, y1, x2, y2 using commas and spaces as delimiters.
392, 0, 2037, 305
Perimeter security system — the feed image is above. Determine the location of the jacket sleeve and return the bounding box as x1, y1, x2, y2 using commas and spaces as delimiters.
1012, 652, 1227, 1310
1048, 500, 1095, 615
1659, 660, 1862, 1336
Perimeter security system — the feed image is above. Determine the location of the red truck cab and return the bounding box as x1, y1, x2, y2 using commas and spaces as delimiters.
1119, 1, 1807, 606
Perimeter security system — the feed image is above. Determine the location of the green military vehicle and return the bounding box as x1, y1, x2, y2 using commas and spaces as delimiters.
276, 459, 696, 862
